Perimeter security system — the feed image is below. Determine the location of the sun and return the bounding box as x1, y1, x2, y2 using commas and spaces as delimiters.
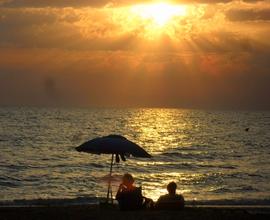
131, 2, 187, 27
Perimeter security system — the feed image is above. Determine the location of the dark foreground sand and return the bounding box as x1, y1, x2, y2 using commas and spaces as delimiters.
1, 205, 270, 220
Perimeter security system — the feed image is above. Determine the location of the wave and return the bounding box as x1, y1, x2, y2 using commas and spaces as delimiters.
210, 186, 259, 193
147, 160, 237, 170
0, 197, 99, 207
159, 151, 221, 161
0, 181, 21, 188
0, 176, 22, 188
1, 162, 105, 170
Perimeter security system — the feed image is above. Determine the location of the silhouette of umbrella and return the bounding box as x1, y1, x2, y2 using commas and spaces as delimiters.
76, 135, 151, 203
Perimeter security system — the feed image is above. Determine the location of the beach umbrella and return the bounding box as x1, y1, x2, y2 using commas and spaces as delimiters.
76, 134, 151, 203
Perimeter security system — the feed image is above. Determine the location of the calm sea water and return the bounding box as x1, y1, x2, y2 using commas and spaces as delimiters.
0, 107, 270, 205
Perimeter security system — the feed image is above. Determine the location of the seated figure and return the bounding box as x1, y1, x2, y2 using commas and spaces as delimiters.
116, 173, 144, 211
155, 182, 185, 210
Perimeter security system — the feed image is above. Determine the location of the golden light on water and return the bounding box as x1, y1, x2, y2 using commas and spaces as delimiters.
134, 172, 203, 201
131, 3, 187, 27
122, 109, 206, 201
126, 109, 189, 153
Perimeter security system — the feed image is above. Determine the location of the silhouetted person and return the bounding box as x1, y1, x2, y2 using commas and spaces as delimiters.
116, 173, 143, 210
116, 173, 153, 211
155, 182, 185, 210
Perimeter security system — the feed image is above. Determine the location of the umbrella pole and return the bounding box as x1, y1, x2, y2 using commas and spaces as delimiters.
107, 154, 114, 203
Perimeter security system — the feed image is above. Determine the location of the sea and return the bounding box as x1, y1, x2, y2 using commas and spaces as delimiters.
0, 107, 270, 206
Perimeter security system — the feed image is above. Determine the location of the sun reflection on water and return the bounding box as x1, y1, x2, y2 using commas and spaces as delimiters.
112, 109, 232, 201
1, 108, 270, 203
125, 109, 191, 154
133, 172, 206, 201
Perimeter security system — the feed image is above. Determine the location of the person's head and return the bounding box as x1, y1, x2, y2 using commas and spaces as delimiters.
167, 182, 177, 195
122, 173, 134, 188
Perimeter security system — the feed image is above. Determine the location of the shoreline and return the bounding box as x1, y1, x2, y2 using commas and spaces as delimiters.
1, 197, 270, 207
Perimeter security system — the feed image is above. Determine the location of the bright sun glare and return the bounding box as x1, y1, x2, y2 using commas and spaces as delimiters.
131, 3, 187, 26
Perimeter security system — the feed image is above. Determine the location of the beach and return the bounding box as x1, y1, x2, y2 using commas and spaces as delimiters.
1, 204, 270, 220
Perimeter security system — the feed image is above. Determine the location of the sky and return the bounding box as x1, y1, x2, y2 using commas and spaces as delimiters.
0, 0, 269, 109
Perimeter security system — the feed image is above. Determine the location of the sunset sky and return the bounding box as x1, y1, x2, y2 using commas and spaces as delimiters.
0, 0, 269, 109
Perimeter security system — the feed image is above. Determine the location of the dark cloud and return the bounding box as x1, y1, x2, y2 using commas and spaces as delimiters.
0, 0, 110, 8
0, 0, 266, 8
226, 8, 270, 21
0, 9, 58, 29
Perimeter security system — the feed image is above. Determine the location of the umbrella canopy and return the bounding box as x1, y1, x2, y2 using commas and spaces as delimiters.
76, 134, 151, 158
76, 135, 151, 203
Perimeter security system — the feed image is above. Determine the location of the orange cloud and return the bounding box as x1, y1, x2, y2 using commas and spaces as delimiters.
0, 0, 269, 109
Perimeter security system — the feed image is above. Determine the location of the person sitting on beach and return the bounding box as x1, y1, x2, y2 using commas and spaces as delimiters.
155, 182, 185, 210
116, 173, 153, 211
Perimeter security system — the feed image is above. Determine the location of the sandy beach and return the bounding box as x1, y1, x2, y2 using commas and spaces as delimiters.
1, 205, 270, 220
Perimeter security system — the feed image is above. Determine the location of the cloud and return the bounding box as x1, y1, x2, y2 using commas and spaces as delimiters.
0, 0, 266, 8
0, 0, 269, 109
0, 2, 268, 51
0, 0, 110, 8
226, 8, 270, 21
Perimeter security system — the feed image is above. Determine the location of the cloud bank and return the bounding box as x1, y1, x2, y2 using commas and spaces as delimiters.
0, 0, 269, 109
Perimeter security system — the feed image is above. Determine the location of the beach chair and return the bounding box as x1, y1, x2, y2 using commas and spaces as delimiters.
116, 187, 144, 211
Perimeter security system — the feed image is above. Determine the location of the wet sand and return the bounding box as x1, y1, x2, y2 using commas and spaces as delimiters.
0, 205, 269, 220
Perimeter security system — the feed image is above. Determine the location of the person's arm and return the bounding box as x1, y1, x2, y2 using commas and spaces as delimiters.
116, 184, 126, 200
154, 196, 163, 209
180, 195, 185, 208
